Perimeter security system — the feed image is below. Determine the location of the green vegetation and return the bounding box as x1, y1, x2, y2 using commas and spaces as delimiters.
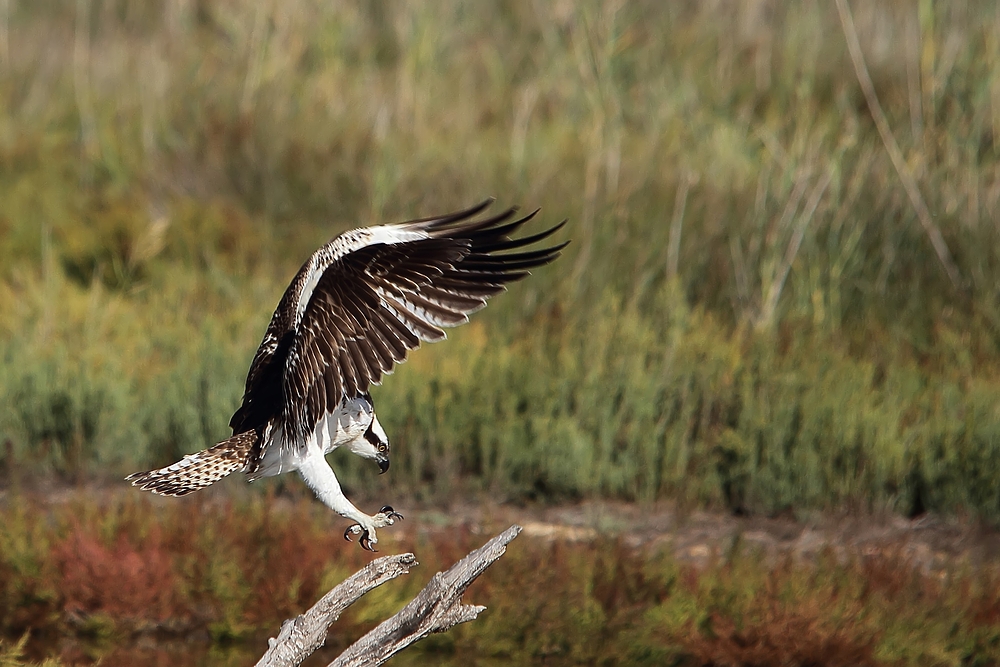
0, 495, 998, 666
3, 2, 1000, 519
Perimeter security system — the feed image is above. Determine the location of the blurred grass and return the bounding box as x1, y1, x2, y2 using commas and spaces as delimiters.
2, 1, 1000, 517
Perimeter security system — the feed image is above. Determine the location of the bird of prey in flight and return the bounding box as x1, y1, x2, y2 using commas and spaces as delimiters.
127, 200, 567, 550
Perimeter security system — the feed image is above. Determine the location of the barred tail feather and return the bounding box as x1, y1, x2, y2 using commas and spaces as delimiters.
126, 431, 258, 497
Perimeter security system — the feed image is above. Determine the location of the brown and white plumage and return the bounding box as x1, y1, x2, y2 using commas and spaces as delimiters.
127, 199, 567, 549
126, 431, 257, 496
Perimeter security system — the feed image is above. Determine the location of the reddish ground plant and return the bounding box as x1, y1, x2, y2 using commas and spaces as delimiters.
55, 525, 180, 624
675, 596, 880, 667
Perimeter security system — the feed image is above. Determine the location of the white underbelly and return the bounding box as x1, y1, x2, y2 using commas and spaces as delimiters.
315, 398, 372, 454
249, 396, 373, 479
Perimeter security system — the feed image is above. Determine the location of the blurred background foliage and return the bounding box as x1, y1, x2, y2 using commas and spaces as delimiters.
2, 0, 1000, 520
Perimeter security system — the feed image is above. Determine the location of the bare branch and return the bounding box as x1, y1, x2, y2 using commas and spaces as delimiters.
256, 525, 522, 667
256, 553, 418, 667
330, 525, 523, 667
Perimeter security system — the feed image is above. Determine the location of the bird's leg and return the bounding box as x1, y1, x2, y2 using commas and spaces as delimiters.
296, 453, 401, 551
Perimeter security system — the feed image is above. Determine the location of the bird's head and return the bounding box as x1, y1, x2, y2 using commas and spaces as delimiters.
350, 413, 390, 473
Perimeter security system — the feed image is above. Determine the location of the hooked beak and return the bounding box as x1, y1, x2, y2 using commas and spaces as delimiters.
378, 457, 390, 474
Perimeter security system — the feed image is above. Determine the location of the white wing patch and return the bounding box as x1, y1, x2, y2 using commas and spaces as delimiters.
292, 226, 429, 328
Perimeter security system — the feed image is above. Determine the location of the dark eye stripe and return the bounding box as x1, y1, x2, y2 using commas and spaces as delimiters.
364, 423, 379, 446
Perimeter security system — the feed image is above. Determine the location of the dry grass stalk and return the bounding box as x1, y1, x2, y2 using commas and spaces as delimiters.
834, 0, 963, 290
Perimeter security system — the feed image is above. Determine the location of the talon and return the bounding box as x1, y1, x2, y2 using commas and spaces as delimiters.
344, 524, 362, 541
360, 531, 377, 552
379, 505, 404, 522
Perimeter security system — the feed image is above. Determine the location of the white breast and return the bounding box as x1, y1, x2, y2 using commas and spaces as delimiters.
315, 396, 373, 455
248, 397, 373, 479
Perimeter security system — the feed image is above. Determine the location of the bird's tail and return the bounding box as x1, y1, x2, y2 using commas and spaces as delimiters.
126, 430, 258, 497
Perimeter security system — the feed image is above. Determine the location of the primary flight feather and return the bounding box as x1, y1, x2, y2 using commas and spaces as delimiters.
127, 199, 567, 550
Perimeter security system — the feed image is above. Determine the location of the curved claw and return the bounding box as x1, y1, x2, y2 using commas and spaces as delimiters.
344, 523, 378, 551
379, 505, 404, 522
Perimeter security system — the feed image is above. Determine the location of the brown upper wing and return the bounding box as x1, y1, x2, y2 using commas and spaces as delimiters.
282, 204, 567, 440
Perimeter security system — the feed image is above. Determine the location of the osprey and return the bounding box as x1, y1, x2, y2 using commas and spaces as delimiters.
127, 200, 566, 550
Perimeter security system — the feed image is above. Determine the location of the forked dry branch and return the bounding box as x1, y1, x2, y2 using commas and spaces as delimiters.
257, 525, 523, 667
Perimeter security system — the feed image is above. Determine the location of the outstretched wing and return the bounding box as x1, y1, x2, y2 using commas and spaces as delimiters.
279, 200, 567, 441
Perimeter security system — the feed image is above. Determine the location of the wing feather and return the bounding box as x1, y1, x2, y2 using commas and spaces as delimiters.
382, 293, 447, 342
417, 285, 486, 311
231, 201, 567, 441
398, 291, 469, 327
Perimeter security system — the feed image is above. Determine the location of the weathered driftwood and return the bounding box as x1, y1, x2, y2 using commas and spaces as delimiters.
256, 553, 418, 667
330, 524, 522, 667
257, 524, 522, 667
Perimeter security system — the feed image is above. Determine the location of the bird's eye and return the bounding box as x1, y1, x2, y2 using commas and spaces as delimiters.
378, 444, 387, 452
